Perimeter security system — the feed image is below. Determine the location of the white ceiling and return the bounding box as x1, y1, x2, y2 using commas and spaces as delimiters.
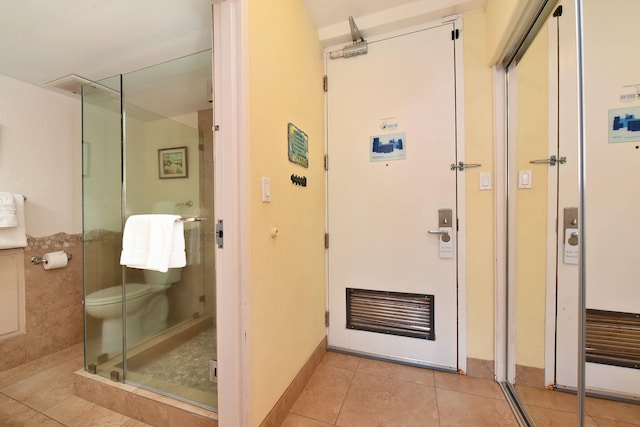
0, 0, 484, 115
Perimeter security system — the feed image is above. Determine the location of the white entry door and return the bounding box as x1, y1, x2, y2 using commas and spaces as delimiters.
554, 0, 640, 396
326, 22, 461, 370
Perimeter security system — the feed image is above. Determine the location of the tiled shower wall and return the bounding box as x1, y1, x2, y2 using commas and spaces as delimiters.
0, 233, 83, 372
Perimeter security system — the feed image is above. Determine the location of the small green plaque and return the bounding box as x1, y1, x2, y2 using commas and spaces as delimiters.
288, 123, 308, 168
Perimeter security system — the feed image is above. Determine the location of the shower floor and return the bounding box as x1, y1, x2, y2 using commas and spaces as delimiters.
130, 327, 216, 394
86, 316, 220, 409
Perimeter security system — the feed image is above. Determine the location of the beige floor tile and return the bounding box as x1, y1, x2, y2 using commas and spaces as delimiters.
43, 395, 138, 426
281, 413, 334, 427
526, 405, 599, 427
434, 371, 504, 399
356, 358, 435, 387
1, 356, 84, 412
436, 388, 518, 427
0, 343, 82, 389
514, 385, 578, 413
290, 364, 355, 424
585, 396, 640, 425
335, 372, 439, 427
0, 392, 40, 424
592, 417, 640, 427
11, 412, 66, 426
321, 351, 360, 372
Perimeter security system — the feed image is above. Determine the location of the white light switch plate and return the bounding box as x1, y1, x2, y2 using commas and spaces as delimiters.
261, 177, 271, 202
479, 172, 492, 190
519, 170, 532, 189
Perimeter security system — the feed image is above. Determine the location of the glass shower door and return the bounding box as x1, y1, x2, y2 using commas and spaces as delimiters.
82, 51, 217, 410
120, 51, 216, 409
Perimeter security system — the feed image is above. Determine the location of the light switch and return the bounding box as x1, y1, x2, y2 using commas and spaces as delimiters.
261, 177, 271, 202
519, 170, 532, 189
479, 172, 492, 190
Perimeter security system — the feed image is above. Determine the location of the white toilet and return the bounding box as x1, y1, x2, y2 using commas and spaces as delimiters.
85, 268, 181, 355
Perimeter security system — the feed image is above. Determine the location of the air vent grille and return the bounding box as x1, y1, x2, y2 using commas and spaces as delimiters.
586, 309, 640, 369
346, 288, 434, 340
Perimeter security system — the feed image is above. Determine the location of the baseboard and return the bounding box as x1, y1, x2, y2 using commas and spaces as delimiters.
515, 364, 545, 388
259, 336, 328, 427
466, 357, 495, 380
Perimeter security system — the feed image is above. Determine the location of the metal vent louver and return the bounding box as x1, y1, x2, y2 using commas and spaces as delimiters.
586, 309, 640, 369
346, 288, 434, 340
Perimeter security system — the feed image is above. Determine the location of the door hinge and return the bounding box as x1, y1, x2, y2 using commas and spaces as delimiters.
215, 219, 224, 248
325, 311, 330, 327
451, 29, 460, 40
324, 233, 329, 249
323, 75, 328, 92
324, 155, 328, 171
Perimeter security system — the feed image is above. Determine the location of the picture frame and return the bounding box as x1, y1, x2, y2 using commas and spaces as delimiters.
158, 146, 188, 179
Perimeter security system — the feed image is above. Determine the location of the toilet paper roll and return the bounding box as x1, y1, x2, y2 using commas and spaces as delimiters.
43, 251, 68, 270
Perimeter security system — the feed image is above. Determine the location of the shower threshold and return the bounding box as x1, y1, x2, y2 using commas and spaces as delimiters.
81, 316, 217, 413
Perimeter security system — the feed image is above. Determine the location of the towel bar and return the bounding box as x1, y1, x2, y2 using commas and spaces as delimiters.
176, 217, 206, 223
177, 200, 193, 207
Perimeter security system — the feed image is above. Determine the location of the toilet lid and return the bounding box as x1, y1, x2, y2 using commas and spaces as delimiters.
85, 283, 150, 305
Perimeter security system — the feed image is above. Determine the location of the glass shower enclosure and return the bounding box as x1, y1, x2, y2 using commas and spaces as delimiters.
81, 50, 217, 410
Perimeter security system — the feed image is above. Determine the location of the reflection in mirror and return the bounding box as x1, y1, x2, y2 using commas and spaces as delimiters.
579, 0, 640, 420
505, 0, 640, 424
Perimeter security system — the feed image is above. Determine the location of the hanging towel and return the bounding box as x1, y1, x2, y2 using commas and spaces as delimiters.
0, 192, 18, 228
119, 214, 186, 272
0, 193, 27, 249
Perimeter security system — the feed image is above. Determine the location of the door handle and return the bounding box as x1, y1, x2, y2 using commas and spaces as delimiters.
428, 230, 451, 242
450, 161, 482, 171
529, 155, 566, 166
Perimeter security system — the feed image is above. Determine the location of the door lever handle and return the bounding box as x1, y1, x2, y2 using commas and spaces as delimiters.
428, 230, 451, 242
451, 161, 482, 171
529, 155, 566, 166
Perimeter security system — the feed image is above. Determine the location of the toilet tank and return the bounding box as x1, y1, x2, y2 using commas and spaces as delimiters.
143, 268, 181, 285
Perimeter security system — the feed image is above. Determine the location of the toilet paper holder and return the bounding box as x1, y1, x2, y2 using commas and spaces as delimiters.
31, 252, 72, 265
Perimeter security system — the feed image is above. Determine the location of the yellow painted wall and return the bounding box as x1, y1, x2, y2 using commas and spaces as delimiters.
485, 0, 529, 64
515, 22, 549, 369
247, 0, 326, 425
462, 10, 496, 363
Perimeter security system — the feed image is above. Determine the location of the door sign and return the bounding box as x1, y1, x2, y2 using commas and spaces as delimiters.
370, 132, 406, 162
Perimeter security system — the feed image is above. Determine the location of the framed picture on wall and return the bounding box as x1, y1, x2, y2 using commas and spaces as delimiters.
158, 146, 188, 179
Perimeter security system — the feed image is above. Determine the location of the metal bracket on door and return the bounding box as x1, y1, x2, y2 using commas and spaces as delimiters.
530, 155, 566, 166
450, 161, 482, 171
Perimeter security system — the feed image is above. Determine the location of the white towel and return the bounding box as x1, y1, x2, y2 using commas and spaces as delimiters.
119, 214, 186, 272
0, 193, 27, 249
0, 192, 18, 228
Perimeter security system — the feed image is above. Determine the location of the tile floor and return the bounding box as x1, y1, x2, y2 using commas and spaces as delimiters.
3, 344, 640, 426
282, 351, 640, 427
0, 343, 150, 426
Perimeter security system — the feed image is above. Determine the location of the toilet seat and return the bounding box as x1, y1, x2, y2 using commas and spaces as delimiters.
85, 283, 149, 306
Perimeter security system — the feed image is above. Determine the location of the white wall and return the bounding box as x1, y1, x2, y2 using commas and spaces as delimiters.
0, 73, 81, 237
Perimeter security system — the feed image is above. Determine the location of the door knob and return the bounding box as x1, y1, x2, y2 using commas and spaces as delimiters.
568, 232, 579, 246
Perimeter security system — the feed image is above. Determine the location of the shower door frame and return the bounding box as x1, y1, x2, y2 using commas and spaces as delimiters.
212, 1, 245, 426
